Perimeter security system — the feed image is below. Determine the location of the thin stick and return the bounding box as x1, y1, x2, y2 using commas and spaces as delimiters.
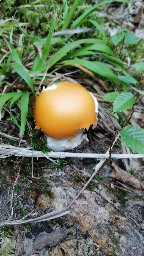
0, 144, 144, 159
0, 209, 70, 226
0, 132, 26, 142
68, 158, 106, 208
10, 169, 20, 217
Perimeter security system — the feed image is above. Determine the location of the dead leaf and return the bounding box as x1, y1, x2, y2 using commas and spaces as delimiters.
60, 240, 77, 256
50, 247, 64, 256
110, 163, 144, 190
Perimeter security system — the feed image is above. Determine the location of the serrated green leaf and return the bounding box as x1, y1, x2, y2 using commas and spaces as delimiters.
103, 91, 120, 102
19, 92, 29, 138
118, 75, 137, 84
131, 86, 144, 96
62, 59, 119, 81
120, 125, 144, 153
113, 92, 135, 112
131, 62, 144, 73
0, 92, 17, 111
13, 63, 34, 91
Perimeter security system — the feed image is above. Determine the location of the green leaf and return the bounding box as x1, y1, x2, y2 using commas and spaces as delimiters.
111, 33, 124, 46
9, 92, 24, 108
125, 31, 137, 45
120, 125, 144, 153
47, 38, 105, 69
113, 92, 135, 112
65, 49, 95, 58
83, 43, 115, 56
62, 59, 119, 81
89, 20, 106, 39
100, 53, 124, 66
11, 47, 22, 64
31, 55, 45, 74
42, 17, 56, 61
118, 75, 137, 85
71, 0, 115, 29
131, 62, 144, 73
63, 0, 80, 29
62, 0, 69, 21
131, 86, 144, 96
103, 91, 120, 102
0, 92, 17, 111
13, 63, 34, 91
19, 92, 29, 138
65, 43, 114, 58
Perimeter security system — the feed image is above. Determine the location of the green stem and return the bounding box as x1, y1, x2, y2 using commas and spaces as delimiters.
62, 0, 80, 30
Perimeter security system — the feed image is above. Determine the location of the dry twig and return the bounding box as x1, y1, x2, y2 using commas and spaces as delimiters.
0, 144, 144, 159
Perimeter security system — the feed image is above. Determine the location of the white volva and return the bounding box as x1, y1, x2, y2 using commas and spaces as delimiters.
46, 93, 98, 151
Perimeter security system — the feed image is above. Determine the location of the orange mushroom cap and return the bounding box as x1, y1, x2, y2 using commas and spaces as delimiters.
34, 81, 97, 139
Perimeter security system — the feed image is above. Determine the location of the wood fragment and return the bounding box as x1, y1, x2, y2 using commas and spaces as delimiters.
110, 163, 144, 190
33, 227, 73, 250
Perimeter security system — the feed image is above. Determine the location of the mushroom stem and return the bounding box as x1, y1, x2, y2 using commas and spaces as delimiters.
46, 129, 88, 151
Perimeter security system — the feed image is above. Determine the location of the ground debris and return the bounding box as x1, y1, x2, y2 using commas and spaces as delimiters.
33, 227, 74, 251
111, 162, 144, 190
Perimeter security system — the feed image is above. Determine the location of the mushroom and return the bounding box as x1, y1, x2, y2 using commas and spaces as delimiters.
34, 81, 98, 151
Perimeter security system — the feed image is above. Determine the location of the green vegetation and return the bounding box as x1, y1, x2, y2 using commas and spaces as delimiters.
0, 0, 144, 153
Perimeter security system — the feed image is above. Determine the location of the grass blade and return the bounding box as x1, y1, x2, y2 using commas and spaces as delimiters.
19, 92, 29, 139
11, 47, 22, 64
82, 44, 115, 56
62, 0, 80, 29
71, 0, 114, 29
62, 59, 119, 81
42, 17, 56, 61
65, 43, 115, 58
89, 20, 106, 39
10, 92, 24, 108
0, 92, 17, 111
13, 63, 34, 91
47, 38, 105, 69
100, 53, 124, 66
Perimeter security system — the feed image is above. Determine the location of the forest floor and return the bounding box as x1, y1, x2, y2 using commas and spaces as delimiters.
0, 1, 144, 255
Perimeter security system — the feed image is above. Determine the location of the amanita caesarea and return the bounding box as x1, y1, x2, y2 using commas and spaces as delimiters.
34, 81, 98, 151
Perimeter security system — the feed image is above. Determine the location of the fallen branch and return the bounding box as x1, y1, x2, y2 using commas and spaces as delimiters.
0, 144, 144, 159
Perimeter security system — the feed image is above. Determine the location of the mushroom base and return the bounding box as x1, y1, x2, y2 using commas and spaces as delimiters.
46, 130, 88, 151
